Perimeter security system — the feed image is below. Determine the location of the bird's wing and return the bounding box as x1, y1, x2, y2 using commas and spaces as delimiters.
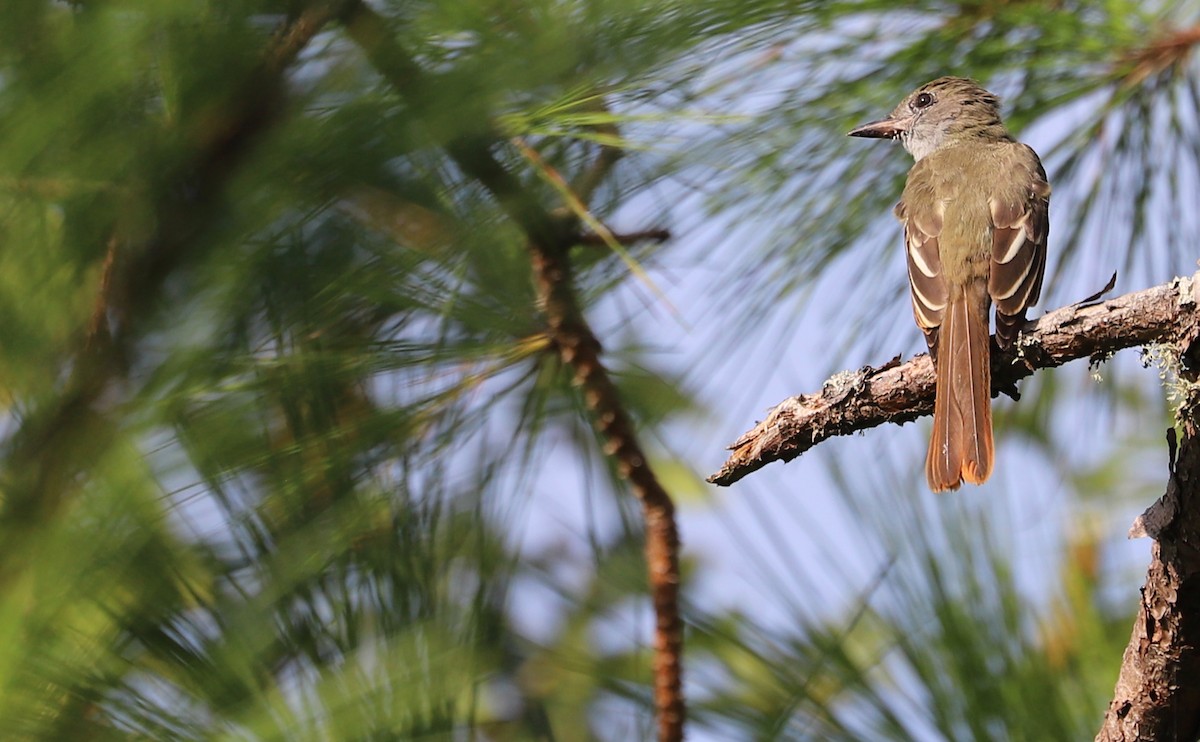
989, 145, 1050, 350
895, 196, 948, 357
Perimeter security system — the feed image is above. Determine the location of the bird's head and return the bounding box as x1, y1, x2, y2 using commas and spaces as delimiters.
848, 77, 1008, 161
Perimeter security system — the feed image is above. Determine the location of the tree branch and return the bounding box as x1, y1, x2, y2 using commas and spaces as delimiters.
339, 5, 686, 738
578, 228, 672, 246
709, 273, 1200, 486
570, 98, 624, 206
2, 4, 340, 522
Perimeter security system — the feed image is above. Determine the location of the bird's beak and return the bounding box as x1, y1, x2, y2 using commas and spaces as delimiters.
848, 117, 907, 139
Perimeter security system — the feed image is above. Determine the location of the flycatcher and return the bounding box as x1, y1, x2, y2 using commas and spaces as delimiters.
849, 77, 1049, 492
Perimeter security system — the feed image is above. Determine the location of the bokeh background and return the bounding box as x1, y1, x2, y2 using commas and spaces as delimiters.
1, 1, 1197, 739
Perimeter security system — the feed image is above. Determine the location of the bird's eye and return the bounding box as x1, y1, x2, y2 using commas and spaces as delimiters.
914, 92, 934, 109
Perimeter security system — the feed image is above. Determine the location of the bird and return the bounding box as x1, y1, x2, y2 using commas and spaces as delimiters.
848, 77, 1049, 492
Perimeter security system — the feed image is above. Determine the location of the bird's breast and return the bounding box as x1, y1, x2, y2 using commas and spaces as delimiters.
904, 150, 998, 285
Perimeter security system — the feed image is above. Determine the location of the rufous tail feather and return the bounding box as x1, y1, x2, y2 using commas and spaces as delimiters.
926, 284, 993, 492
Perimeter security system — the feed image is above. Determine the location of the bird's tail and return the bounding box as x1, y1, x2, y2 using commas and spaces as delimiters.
926, 283, 993, 492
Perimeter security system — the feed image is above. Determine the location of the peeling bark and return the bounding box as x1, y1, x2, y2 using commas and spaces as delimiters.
1097, 279, 1200, 741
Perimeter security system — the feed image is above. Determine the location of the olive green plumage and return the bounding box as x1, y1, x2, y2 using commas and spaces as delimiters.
850, 77, 1050, 492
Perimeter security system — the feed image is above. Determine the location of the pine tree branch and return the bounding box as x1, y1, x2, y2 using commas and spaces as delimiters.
528, 241, 685, 741
98, 2, 344, 353
578, 228, 672, 246
708, 273, 1200, 486
3, 5, 340, 521
571, 98, 624, 206
339, 4, 686, 738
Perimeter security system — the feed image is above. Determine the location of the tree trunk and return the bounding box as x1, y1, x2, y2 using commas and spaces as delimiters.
1097, 282, 1200, 741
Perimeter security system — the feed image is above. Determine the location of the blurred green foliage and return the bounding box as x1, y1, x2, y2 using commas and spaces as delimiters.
0, 0, 1193, 739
